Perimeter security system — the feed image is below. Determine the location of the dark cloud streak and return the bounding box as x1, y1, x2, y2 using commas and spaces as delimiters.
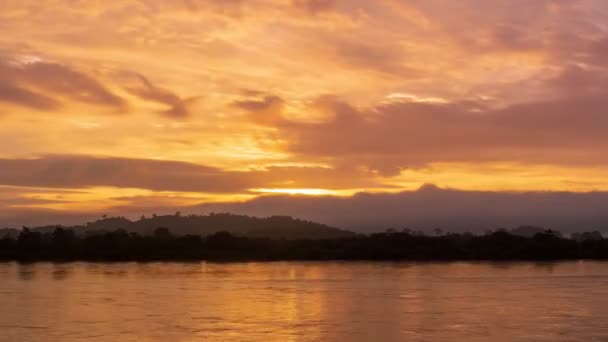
0, 155, 379, 193
124, 73, 196, 118
0, 81, 59, 110
0, 56, 125, 112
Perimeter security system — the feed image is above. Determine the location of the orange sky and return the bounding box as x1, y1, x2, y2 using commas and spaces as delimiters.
1, 0, 608, 223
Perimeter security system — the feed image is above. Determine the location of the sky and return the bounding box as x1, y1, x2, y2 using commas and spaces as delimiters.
1, 0, 608, 230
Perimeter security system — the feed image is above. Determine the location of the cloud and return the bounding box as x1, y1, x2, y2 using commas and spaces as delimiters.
0, 81, 59, 110
0, 155, 379, 193
0, 186, 72, 207
0, 55, 125, 110
272, 65, 608, 173
325, 37, 417, 76
231, 95, 285, 125
123, 73, 198, 118
292, 0, 336, 14
0, 155, 254, 192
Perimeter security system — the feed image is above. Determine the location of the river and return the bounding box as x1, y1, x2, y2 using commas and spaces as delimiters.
1, 261, 608, 341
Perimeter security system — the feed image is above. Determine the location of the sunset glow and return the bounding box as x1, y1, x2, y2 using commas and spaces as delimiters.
252, 188, 340, 196
2, 0, 608, 226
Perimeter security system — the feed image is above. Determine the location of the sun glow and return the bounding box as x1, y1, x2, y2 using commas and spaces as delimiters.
251, 188, 338, 196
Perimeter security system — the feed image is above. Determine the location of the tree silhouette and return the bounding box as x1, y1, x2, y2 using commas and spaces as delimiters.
0, 226, 607, 261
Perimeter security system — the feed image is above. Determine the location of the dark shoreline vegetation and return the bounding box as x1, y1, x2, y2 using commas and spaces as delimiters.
2, 225, 608, 262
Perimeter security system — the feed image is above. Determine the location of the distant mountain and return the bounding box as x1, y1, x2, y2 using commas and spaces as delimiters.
10, 213, 355, 240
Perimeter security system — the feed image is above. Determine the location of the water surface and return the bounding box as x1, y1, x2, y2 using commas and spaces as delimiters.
1, 261, 608, 341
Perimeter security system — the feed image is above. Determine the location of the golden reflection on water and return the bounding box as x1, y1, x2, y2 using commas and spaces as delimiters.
1, 261, 608, 341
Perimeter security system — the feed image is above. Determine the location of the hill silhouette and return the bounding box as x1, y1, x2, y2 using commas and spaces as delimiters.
1, 213, 355, 240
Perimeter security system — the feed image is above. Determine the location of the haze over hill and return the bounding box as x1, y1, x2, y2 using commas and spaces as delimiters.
197, 186, 608, 233
2, 185, 608, 235
0, 214, 355, 240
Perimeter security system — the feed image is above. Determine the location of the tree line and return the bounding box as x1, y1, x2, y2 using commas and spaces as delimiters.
1, 227, 608, 261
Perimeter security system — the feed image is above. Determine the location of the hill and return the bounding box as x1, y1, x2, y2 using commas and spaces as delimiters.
12, 213, 355, 240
